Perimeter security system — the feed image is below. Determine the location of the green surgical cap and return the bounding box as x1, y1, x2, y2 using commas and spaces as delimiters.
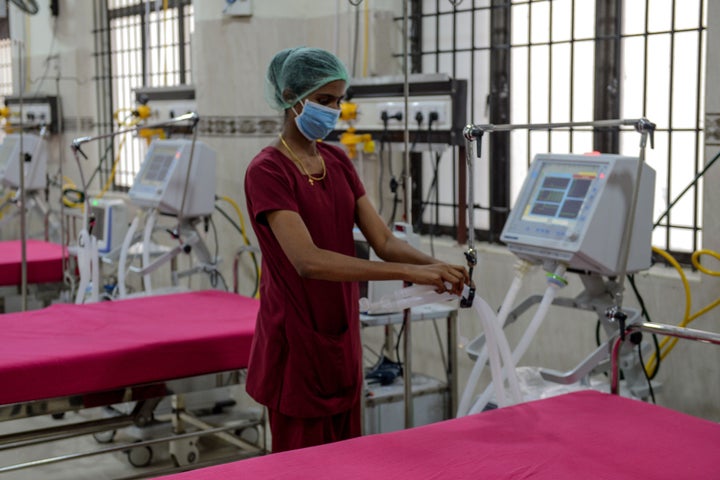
264, 47, 349, 111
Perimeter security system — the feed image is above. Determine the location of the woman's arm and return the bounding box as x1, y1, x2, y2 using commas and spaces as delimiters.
265, 206, 468, 294
354, 195, 438, 265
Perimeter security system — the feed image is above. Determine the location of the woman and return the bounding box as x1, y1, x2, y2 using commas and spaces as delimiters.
244, 46, 468, 452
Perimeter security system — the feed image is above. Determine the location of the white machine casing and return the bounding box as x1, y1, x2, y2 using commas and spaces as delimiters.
128, 139, 216, 217
501, 153, 656, 276
354, 222, 421, 312
0, 133, 48, 191
90, 197, 129, 254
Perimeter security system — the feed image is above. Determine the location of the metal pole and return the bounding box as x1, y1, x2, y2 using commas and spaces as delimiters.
467, 118, 652, 133
610, 322, 720, 394
402, 0, 413, 430
403, 0, 411, 225
16, 38, 27, 312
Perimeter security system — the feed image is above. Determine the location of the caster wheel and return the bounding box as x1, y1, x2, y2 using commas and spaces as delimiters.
51, 413, 65, 420
235, 426, 260, 444
126, 445, 153, 468
170, 442, 199, 467
93, 430, 116, 444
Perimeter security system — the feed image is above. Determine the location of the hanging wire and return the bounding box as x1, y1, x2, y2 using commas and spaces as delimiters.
348, 0, 364, 6
448, 0, 463, 6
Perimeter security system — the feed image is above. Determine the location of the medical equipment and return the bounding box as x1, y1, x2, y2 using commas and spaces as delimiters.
500, 153, 656, 275
0, 290, 264, 475
70, 113, 219, 298
0, 133, 48, 191
128, 139, 216, 218
359, 283, 457, 315
117, 138, 219, 297
89, 197, 129, 254
154, 389, 720, 480
354, 222, 421, 313
459, 119, 658, 415
0, 132, 60, 244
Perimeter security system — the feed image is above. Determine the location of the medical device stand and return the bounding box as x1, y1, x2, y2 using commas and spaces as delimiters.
69, 113, 201, 300
460, 118, 658, 406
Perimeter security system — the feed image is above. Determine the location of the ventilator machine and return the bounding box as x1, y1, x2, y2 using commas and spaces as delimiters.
458, 147, 657, 416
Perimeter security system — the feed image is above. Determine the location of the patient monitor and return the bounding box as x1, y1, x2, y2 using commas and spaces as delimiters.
0, 133, 48, 191
129, 139, 216, 217
90, 197, 128, 254
501, 153, 656, 276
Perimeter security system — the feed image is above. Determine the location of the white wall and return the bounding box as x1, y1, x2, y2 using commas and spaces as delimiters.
6, 0, 719, 422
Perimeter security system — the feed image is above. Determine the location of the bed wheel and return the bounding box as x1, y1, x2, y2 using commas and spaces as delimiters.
235, 425, 260, 445
170, 438, 199, 467
126, 444, 153, 468
93, 429, 116, 444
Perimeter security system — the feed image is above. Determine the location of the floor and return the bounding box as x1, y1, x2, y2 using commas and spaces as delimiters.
0, 401, 266, 480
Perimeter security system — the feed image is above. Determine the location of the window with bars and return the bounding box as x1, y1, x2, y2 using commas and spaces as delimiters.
409, 0, 707, 258
94, 0, 193, 189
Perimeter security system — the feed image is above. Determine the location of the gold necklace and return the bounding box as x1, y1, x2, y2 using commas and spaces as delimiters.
279, 134, 327, 186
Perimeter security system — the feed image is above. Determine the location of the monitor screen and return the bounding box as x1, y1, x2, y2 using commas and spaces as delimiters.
520, 161, 602, 228
139, 145, 180, 187
91, 202, 106, 242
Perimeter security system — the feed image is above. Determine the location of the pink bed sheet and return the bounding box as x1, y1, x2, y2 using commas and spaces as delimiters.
159, 390, 720, 480
0, 239, 66, 286
0, 290, 258, 404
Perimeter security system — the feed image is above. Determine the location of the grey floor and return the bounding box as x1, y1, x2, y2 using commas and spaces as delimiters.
0, 404, 265, 480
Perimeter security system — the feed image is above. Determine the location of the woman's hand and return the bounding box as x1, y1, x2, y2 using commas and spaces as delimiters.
405, 263, 470, 296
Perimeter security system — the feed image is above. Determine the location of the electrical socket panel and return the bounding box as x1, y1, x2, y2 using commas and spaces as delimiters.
409, 100, 448, 127
7, 102, 53, 128
346, 96, 453, 131
148, 100, 197, 121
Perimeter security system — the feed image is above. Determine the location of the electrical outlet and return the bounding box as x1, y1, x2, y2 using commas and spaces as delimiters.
149, 100, 197, 121
409, 100, 448, 128
8, 102, 53, 128
378, 102, 404, 124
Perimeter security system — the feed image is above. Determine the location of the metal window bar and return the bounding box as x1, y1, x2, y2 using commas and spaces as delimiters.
93, 0, 192, 191
401, 0, 706, 259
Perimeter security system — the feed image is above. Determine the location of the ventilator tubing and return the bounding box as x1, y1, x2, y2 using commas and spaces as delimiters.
479, 296, 522, 408
458, 263, 566, 416
467, 264, 566, 415
359, 283, 456, 314
142, 209, 158, 293
457, 261, 531, 417
118, 214, 140, 298
74, 229, 100, 304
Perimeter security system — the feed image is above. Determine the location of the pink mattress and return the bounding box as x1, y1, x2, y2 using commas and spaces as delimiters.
0, 239, 66, 286
158, 390, 720, 480
0, 290, 258, 404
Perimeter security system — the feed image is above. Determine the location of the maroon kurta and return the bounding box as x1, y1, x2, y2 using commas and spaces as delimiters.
244, 142, 366, 420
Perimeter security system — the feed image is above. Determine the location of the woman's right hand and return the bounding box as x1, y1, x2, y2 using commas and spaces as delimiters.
406, 263, 470, 296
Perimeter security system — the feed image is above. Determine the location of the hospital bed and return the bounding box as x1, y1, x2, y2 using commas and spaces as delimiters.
0, 239, 67, 310
0, 239, 66, 286
0, 289, 264, 474
156, 389, 720, 479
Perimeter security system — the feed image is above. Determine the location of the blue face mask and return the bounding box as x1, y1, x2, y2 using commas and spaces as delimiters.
293, 100, 340, 141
